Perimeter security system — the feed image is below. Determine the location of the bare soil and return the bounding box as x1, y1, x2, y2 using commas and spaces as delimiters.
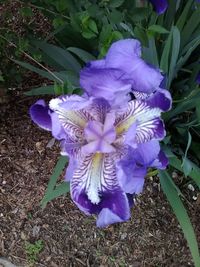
0, 1, 200, 266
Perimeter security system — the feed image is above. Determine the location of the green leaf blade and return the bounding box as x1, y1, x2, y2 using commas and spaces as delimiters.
168, 26, 180, 87
24, 85, 55, 96
41, 156, 68, 208
148, 25, 169, 34
33, 41, 81, 73
159, 170, 200, 267
67, 47, 95, 63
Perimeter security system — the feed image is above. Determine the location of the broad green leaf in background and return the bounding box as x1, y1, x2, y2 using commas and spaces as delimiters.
128, 7, 149, 23
14, 59, 79, 88
134, 26, 148, 46
159, 170, 200, 267
45, 23, 68, 42
109, 0, 125, 8
164, 92, 200, 121
24, 85, 55, 96
67, 47, 95, 63
32, 41, 81, 73
55, 0, 68, 12
160, 29, 172, 77
14, 59, 64, 83
41, 156, 69, 208
120, 22, 135, 37
108, 9, 123, 24
181, 7, 200, 48
168, 26, 180, 87
176, 0, 193, 31
148, 25, 169, 34
88, 19, 98, 34
143, 37, 159, 67
160, 26, 181, 88
177, 35, 200, 71
164, 0, 177, 30
182, 158, 193, 177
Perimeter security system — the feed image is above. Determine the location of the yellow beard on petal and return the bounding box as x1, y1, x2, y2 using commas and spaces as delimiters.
87, 153, 103, 204
116, 116, 136, 135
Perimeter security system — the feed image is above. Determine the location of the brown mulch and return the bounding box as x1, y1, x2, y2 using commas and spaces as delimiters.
0, 1, 200, 267
0, 89, 200, 267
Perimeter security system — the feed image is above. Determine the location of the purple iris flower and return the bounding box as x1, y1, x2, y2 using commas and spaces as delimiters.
196, 72, 200, 85
80, 39, 172, 112
30, 94, 167, 227
148, 0, 168, 14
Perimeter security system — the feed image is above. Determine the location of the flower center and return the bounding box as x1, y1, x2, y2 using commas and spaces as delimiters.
82, 113, 116, 154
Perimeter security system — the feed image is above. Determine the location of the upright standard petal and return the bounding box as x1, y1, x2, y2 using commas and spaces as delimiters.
30, 100, 52, 131
149, 0, 168, 14
80, 67, 132, 108
106, 39, 142, 67
105, 39, 164, 94
87, 59, 105, 68
128, 59, 164, 94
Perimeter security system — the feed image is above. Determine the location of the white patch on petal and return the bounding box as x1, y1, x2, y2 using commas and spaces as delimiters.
85, 153, 102, 204
49, 98, 63, 111
135, 107, 161, 123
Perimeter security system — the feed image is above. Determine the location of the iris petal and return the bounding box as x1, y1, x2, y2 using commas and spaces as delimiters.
105, 39, 163, 94
151, 150, 168, 169
71, 153, 118, 204
134, 88, 172, 111
80, 67, 132, 108
71, 153, 130, 226
49, 96, 95, 143
117, 147, 147, 194
106, 39, 142, 68
133, 140, 161, 165
115, 100, 165, 144
149, 0, 168, 14
30, 100, 52, 131
96, 189, 130, 227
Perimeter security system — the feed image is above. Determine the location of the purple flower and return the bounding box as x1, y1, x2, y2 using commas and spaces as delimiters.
196, 72, 200, 85
148, 0, 168, 14
80, 39, 172, 111
30, 94, 166, 227
30, 38, 171, 227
